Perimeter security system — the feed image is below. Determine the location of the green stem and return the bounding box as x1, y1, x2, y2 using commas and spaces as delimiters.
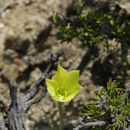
58, 102, 63, 130
44, 114, 55, 130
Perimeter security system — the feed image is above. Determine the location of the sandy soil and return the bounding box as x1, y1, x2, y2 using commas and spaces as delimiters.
0, 0, 129, 129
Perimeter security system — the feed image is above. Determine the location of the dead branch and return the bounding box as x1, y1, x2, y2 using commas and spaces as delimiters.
74, 117, 106, 130
0, 53, 61, 130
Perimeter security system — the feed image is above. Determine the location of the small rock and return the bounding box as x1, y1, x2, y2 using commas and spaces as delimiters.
0, 23, 4, 29
3, 49, 18, 60
2, 64, 19, 81
30, 67, 42, 81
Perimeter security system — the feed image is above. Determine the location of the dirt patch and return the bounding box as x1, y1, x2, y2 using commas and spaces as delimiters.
0, 0, 130, 129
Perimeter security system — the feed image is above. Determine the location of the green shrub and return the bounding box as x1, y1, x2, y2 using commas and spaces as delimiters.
54, 0, 130, 86
78, 79, 130, 130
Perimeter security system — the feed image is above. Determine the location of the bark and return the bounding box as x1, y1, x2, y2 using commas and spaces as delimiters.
0, 53, 62, 130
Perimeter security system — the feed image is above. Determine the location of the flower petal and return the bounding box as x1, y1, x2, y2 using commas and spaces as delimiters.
68, 70, 79, 84
52, 65, 68, 84
64, 84, 83, 102
46, 79, 57, 97
69, 70, 79, 80
64, 70, 80, 91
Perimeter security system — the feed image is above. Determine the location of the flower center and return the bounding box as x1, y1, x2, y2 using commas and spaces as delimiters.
57, 88, 66, 100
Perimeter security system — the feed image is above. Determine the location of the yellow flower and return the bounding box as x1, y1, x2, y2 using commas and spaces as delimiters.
46, 65, 83, 102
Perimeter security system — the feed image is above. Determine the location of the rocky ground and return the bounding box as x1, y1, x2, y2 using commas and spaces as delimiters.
0, 0, 130, 129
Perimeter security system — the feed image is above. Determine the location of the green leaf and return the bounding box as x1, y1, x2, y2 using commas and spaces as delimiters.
53, 12, 58, 24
